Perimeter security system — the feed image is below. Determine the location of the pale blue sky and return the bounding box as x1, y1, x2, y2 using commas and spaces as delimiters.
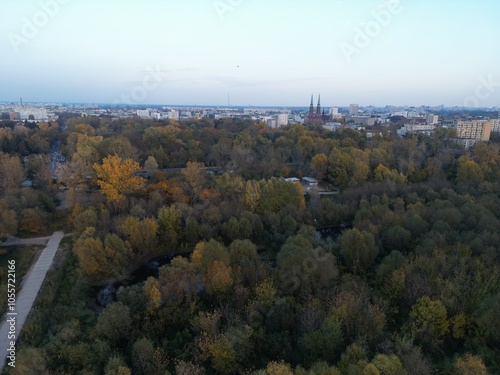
1, 0, 499, 107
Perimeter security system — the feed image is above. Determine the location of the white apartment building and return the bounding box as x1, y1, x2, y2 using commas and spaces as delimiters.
397, 124, 436, 137
427, 114, 439, 125
14, 106, 49, 121
349, 104, 359, 115
168, 110, 180, 121
137, 109, 151, 118
276, 113, 289, 127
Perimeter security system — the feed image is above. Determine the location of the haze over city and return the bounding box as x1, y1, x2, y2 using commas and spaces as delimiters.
1, 0, 500, 107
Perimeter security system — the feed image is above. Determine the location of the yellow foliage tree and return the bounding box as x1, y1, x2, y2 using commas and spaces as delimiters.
93, 155, 145, 202
204, 260, 233, 294
143, 277, 162, 312
242, 180, 261, 212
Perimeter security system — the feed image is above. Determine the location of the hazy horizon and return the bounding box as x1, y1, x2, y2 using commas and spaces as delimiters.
2, 0, 500, 107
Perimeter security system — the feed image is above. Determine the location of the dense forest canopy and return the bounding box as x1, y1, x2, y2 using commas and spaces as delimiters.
1, 116, 500, 374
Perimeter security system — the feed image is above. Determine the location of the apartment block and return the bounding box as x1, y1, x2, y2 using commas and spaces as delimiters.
455, 120, 491, 141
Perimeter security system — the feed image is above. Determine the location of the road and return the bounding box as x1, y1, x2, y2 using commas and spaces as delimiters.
0, 231, 65, 372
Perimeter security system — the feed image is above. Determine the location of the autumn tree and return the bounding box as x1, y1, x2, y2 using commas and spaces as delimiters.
191, 240, 233, 295
453, 353, 488, 375
181, 161, 206, 202
143, 276, 162, 313
74, 227, 109, 278
311, 153, 328, 181
93, 155, 145, 202
120, 216, 159, 256
457, 157, 483, 187
157, 205, 182, 248
0, 199, 17, 237
0, 152, 24, 192
242, 180, 261, 212
144, 156, 159, 177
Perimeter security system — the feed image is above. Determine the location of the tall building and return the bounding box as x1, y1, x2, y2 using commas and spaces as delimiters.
305, 94, 329, 125
455, 120, 491, 148
349, 104, 359, 116
168, 110, 180, 121
427, 114, 439, 125
276, 113, 289, 127
490, 119, 500, 133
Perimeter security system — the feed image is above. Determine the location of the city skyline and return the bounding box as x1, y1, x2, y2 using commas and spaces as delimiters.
1, 0, 500, 107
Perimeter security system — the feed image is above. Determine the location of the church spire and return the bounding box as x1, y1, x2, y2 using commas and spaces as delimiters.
316, 93, 321, 115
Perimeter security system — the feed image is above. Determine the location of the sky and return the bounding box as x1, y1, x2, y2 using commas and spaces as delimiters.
1, 0, 500, 107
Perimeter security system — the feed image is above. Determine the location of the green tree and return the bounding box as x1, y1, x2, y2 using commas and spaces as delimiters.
94, 302, 132, 346
132, 337, 168, 375
370, 354, 406, 375
410, 296, 449, 345
340, 229, 379, 274
299, 313, 344, 365
144, 156, 159, 177
157, 205, 182, 248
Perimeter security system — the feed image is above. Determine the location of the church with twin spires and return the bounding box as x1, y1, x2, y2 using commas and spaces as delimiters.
305, 94, 330, 125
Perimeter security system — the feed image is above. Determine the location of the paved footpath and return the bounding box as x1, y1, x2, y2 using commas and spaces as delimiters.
0, 231, 65, 372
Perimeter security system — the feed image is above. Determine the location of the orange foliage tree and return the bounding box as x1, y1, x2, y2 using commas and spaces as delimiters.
93, 155, 145, 202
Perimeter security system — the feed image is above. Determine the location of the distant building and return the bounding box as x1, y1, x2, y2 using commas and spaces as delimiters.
168, 110, 180, 121
427, 114, 439, 125
391, 110, 408, 117
456, 120, 491, 141
305, 95, 330, 125
490, 119, 500, 133
266, 118, 278, 128
454, 120, 491, 148
323, 122, 343, 132
329, 107, 339, 116
14, 106, 49, 122
137, 109, 151, 118
302, 177, 318, 186
397, 123, 436, 137
351, 116, 376, 126
276, 113, 289, 127
349, 104, 359, 116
